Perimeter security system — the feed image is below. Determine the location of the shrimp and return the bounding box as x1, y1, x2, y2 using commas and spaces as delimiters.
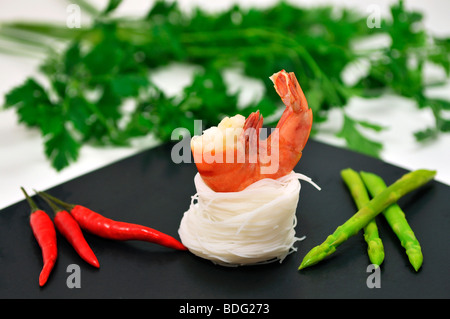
191, 70, 313, 192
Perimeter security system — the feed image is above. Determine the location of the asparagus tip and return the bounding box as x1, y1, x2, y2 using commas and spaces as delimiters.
367, 238, 385, 266
407, 249, 423, 272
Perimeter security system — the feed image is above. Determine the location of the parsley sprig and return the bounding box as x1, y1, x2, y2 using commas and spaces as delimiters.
1, 0, 449, 170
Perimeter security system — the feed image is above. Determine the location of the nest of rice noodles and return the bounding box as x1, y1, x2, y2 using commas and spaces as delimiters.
178, 171, 319, 266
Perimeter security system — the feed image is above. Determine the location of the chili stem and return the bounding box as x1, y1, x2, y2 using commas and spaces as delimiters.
35, 190, 76, 211
36, 191, 64, 215
20, 187, 40, 213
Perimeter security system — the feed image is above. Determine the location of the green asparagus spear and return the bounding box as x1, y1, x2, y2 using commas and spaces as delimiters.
360, 171, 424, 271
341, 168, 384, 266
298, 169, 436, 270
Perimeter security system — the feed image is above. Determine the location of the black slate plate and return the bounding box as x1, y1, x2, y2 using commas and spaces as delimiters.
0, 139, 448, 299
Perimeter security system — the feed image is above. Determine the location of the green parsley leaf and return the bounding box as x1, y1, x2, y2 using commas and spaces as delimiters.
4, 78, 52, 128
44, 128, 80, 171
336, 114, 383, 158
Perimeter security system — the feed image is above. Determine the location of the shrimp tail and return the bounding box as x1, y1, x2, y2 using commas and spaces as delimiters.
267, 70, 313, 176
270, 69, 308, 114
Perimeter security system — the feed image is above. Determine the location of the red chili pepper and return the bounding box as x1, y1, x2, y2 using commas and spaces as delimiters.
21, 187, 57, 287
38, 193, 100, 268
38, 191, 187, 251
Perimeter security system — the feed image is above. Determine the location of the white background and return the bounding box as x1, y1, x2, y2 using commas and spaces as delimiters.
1, 0, 449, 210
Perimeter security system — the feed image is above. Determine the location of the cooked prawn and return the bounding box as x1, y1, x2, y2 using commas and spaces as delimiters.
191, 70, 313, 192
